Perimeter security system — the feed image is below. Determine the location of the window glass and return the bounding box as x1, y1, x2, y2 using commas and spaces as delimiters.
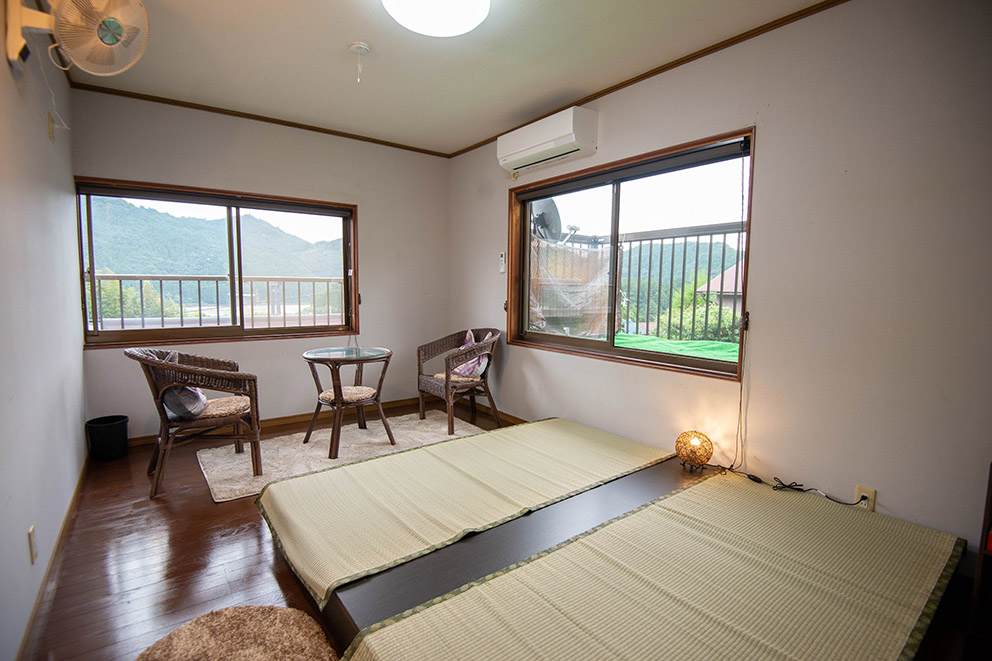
615, 158, 749, 364
84, 196, 232, 332
527, 186, 613, 339
510, 131, 752, 378
239, 208, 346, 330
76, 183, 356, 345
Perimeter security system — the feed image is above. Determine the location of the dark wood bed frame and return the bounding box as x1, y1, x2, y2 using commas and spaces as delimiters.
320, 456, 706, 651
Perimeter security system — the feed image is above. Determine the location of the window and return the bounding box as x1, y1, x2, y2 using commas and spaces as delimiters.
507, 130, 752, 379
76, 180, 357, 345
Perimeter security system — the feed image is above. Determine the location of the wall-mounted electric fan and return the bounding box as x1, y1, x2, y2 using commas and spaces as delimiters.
6, 0, 149, 76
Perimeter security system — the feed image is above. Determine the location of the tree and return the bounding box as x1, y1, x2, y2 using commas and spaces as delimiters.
95, 270, 181, 326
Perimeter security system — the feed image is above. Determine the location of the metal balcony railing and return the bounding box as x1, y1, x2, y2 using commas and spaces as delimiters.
84, 273, 345, 331
530, 222, 746, 342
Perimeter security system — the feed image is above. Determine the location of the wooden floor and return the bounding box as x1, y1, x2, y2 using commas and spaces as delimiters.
21, 403, 499, 660
20, 403, 984, 660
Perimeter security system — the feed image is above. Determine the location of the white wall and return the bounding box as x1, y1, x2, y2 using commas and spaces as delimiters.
449, 0, 992, 548
0, 39, 84, 658
71, 93, 452, 437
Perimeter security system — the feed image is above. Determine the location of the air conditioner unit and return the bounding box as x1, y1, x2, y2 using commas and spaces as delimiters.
497, 106, 598, 173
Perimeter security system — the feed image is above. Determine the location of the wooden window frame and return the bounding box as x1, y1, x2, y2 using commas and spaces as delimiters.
76, 178, 359, 348
506, 129, 754, 381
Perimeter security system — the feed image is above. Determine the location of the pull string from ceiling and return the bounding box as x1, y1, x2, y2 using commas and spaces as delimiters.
349, 41, 371, 83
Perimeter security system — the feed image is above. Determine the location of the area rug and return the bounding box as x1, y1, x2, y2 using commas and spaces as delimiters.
197, 410, 484, 502
137, 605, 335, 660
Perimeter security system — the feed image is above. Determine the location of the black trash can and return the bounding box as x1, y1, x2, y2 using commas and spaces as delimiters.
86, 415, 129, 461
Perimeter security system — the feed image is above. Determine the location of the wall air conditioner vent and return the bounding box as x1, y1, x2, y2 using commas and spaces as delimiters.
497, 106, 598, 174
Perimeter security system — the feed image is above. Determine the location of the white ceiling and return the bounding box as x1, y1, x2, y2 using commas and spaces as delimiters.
67, 0, 829, 156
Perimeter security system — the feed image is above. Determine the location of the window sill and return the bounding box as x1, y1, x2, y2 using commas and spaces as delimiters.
83, 327, 357, 350
507, 335, 741, 382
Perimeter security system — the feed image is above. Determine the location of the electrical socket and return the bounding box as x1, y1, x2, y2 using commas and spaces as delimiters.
855, 485, 876, 511
28, 525, 38, 565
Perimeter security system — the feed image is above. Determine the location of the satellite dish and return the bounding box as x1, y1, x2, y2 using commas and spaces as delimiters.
6, 0, 149, 76
530, 199, 561, 241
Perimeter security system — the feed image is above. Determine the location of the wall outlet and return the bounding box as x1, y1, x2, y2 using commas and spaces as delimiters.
855, 485, 876, 511
28, 525, 38, 565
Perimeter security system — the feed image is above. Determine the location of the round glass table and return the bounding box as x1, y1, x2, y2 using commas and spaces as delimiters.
301, 346, 395, 458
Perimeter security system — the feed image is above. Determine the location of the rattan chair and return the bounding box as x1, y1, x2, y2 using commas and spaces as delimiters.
124, 348, 262, 498
417, 328, 503, 435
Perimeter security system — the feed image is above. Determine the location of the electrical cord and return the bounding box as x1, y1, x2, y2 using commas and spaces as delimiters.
771, 476, 868, 506
706, 466, 868, 506
728, 311, 749, 471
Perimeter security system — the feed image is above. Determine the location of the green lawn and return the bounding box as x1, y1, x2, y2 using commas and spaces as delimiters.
614, 333, 739, 362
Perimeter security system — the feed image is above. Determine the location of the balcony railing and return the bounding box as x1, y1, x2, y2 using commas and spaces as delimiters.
84, 273, 345, 331
530, 222, 745, 343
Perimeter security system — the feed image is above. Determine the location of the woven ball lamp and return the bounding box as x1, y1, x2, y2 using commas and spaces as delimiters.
675, 431, 713, 472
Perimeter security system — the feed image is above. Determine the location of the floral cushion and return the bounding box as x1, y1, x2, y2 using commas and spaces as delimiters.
452, 330, 492, 378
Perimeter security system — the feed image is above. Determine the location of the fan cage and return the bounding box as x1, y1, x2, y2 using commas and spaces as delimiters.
55, 0, 148, 76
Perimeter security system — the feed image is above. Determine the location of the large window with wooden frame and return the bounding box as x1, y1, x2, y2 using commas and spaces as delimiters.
76, 180, 358, 346
508, 130, 753, 379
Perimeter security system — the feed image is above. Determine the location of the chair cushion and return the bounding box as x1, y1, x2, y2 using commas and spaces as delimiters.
451, 330, 492, 377
433, 372, 481, 383
319, 386, 377, 404
196, 396, 251, 419
161, 352, 208, 418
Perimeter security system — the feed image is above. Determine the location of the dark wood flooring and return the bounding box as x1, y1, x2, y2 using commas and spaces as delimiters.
20, 403, 499, 660
20, 403, 985, 660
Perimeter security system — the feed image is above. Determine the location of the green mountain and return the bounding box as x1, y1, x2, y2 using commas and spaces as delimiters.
620, 237, 741, 314
89, 197, 343, 278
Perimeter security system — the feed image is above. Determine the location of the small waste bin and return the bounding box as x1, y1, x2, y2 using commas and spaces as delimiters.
85, 415, 129, 461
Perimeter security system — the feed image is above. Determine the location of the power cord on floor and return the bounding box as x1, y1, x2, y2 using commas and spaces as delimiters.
770, 476, 868, 506
708, 465, 869, 506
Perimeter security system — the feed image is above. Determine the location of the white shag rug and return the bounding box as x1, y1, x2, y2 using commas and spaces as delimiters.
197, 410, 485, 502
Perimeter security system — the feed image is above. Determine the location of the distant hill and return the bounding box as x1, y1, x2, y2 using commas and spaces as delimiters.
90, 197, 343, 278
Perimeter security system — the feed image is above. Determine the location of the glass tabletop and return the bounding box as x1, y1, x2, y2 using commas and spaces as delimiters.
303, 346, 390, 361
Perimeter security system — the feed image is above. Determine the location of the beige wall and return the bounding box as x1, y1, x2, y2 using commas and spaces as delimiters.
448, 0, 992, 547
71, 93, 453, 438
0, 36, 83, 658
9, 1, 990, 653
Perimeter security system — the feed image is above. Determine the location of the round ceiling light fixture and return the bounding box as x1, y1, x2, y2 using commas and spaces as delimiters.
381, 0, 490, 38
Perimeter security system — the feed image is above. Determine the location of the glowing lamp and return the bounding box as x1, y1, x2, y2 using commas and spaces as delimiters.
675, 431, 713, 472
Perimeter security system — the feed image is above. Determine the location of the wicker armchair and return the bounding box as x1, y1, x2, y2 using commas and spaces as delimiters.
417, 329, 503, 435
124, 348, 262, 498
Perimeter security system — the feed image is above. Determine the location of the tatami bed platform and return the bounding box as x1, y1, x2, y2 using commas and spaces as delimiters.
256, 419, 963, 659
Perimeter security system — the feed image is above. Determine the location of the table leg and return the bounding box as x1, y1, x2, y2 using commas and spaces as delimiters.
376, 400, 396, 445
303, 402, 322, 444
329, 406, 344, 459
355, 364, 367, 429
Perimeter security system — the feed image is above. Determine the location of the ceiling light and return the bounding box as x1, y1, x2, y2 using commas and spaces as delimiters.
381, 0, 490, 38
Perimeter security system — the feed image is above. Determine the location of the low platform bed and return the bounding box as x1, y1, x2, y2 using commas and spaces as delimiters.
256, 420, 963, 659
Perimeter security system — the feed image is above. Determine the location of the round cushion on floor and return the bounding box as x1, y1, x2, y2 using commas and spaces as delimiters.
137, 605, 336, 660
